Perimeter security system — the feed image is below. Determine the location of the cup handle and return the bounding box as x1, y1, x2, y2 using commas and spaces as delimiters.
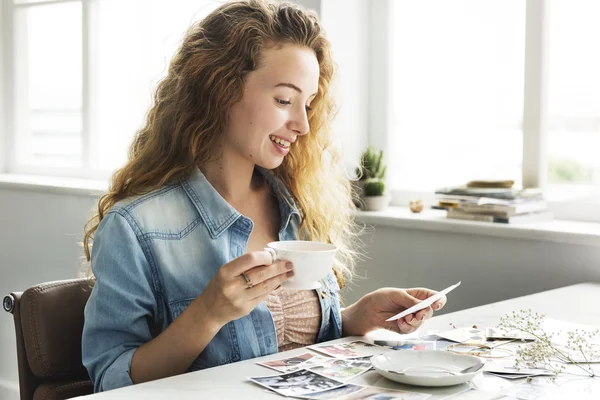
264, 247, 277, 264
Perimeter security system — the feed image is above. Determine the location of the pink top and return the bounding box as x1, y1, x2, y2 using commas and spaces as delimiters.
264, 287, 322, 352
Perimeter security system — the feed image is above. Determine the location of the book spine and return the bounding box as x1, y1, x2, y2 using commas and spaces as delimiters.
447, 212, 495, 222
458, 203, 510, 214
458, 201, 547, 216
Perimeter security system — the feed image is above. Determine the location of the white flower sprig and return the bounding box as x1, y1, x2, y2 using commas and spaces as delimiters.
498, 309, 600, 378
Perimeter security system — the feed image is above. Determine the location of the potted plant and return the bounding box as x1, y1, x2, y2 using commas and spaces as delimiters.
353, 147, 391, 211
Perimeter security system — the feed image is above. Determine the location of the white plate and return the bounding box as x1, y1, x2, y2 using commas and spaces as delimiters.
371, 350, 483, 387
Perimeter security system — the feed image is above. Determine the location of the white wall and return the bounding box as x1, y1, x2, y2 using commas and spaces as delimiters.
0, 188, 97, 400
0, 0, 7, 172
2, 188, 600, 399
343, 224, 600, 310
296, 0, 320, 12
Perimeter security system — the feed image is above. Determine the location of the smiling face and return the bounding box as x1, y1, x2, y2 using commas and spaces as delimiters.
223, 44, 320, 170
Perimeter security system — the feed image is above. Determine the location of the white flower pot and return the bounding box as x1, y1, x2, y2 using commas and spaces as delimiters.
360, 194, 391, 211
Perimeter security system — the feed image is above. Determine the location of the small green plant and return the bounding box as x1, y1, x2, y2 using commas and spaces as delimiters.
356, 147, 387, 181
363, 178, 385, 196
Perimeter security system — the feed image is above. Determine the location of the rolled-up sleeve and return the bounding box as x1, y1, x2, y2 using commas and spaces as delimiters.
82, 210, 158, 392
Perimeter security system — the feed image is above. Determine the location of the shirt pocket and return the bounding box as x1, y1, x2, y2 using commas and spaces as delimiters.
168, 299, 241, 370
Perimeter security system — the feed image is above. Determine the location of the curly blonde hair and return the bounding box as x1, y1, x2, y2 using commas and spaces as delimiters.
83, 0, 360, 286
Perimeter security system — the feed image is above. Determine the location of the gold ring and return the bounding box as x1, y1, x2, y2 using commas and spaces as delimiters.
242, 272, 253, 288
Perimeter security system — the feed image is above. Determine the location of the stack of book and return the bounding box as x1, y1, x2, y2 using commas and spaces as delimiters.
435, 180, 553, 224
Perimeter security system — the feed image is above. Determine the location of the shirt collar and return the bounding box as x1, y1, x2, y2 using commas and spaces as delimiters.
256, 166, 302, 235
181, 167, 301, 239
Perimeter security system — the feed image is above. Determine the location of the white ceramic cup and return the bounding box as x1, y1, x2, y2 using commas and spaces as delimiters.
264, 240, 337, 290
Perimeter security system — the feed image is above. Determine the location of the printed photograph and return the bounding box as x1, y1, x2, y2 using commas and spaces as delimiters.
375, 335, 454, 352
389, 341, 437, 351
293, 355, 331, 370
436, 327, 487, 344
309, 340, 388, 359
257, 352, 316, 372
308, 358, 372, 381
297, 384, 366, 399
249, 369, 345, 397
351, 356, 375, 364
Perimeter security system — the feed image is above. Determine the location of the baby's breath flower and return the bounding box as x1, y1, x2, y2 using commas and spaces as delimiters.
498, 309, 599, 378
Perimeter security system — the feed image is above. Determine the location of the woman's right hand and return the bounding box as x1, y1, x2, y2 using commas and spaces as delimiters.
194, 251, 294, 328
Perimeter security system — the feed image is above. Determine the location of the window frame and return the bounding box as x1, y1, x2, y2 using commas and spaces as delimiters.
1, 0, 105, 179
1, 0, 13, 174
2, 0, 316, 180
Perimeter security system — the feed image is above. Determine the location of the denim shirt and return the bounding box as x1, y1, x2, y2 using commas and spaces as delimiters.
82, 167, 343, 392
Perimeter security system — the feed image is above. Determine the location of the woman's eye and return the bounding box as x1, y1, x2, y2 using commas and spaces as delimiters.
305, 106, 313, 112
276, 99, 291, 106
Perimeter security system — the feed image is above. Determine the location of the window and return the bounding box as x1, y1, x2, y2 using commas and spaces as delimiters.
546, 0, 600, 208
13, 1, 82, 169
3, 0, 600, 223
389, 1, 525, 192
374, 0, 600, 222
5, 0, 219, 178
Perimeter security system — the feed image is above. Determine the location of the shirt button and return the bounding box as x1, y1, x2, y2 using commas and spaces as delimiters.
320, 291, 327, 299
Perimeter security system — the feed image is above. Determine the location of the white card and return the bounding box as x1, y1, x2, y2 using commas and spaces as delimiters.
385, 281, 461, 322
452, 389, 506, 400
436, 327, 487, 344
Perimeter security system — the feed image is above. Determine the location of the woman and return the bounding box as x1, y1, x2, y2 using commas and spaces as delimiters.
81, 0, 446, 393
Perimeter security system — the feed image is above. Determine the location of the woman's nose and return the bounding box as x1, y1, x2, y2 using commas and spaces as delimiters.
290, 106, 310, 136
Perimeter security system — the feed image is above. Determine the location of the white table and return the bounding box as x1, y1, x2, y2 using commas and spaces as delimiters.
75, 283, 600, 399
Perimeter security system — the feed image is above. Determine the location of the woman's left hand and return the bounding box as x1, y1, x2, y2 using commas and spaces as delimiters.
341, 287, 447, 336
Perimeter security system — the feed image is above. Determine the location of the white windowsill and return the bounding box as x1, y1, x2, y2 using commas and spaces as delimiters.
0, 173, 107, 196
1, 174, 599, 247
356, 206, 600, 248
